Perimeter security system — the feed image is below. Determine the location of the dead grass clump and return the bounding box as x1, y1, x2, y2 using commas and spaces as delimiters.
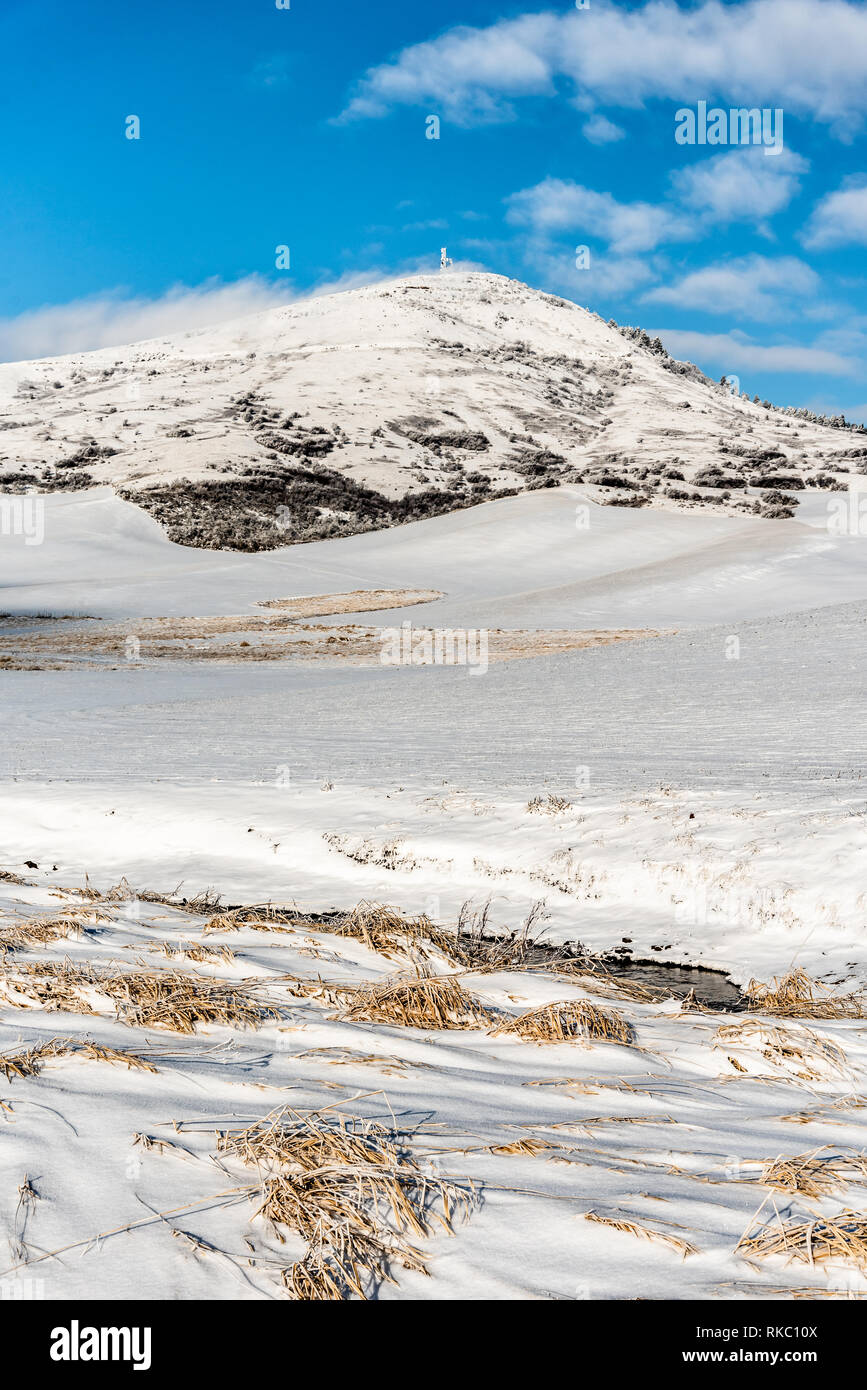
0, 1039, 69, 1079
159, 940, 235, 965
492, 999, 634, 1046
714, 1019, 849, 1082
0, 1037, 157, 1080
1, 960, 280, 1032
0, 914, 93, 953
451, 899, 550, 972
60, 876, 222, 914
526, 794, 573, 815
329, 901, 459, 963
736, 1210, 867, 1272
752, 1151, 867, 1199
98, 967, 281, 1033
337, 972, 492, 1030
218, 1108, 470, 1299
54, 874, 139, 903
0, 869, 28, 885
0, 961, 97, 1015
74, 1041, 159, 1071
744, 968, 866, 1019
203, 903, 303, 934
583, 1212, 698, 1258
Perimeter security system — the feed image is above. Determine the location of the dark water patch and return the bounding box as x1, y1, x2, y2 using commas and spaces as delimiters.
472, 933, 744, 1011
600, 956, 743, 1010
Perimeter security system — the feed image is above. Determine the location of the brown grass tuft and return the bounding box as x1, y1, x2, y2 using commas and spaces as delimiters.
328, 901, 459, 963
0, 912, 106, 953
159, 940, 236, 965
203, 903, 302, 934
59, 876, 222, 914
218, 1108, 471, 1299
0, 959, 280, 1032
492, 999, 634, 1046
751, 1151, 867, 1199
336, 972, 492, 1030
0, 1036, 157, 1080
713, 1019, 849, 1082
744, 968, 866, 1019
736, 1209, 867, 1272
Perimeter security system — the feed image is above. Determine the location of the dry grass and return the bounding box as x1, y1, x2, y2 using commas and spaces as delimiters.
0, 914, 97, 953
0, 959, 281, 1032
744, 968, 866, 1019
720, 1281, 866, 1300
0, 1036, 158, 1080
336, 972, 492, 1030
554, 960, 674, 1005
526, 794, 573, 815
583, 1212, 698, 1258
58, 876, 222, 914
328, 901, 459, 963
0, 960, 97, 1015
492, 999, 634, 1046
451, 899, 550, 972
748, 1150, 867, 1199
781, 1097, 867, 1125
159, 940, 236, 965
736, 1209, 867, 1272
487, 1137, 559, 1157
203, 903, 303, 934
713, 1019, 849, 1082
218, 1107, 471, 1299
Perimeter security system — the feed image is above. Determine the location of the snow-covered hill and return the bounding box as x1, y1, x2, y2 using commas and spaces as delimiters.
0, 272, 862, 549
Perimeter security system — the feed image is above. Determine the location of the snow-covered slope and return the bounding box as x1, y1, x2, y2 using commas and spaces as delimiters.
4, 483, 867, 624
0, 272, 862, 549
3, 275, 867, 1304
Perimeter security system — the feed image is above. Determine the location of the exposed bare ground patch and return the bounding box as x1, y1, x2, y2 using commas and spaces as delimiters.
256, 588, 444, 617
0, 594, 664, 670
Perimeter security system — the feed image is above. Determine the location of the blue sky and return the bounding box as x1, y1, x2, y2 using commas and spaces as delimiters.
1, 0, 866, 418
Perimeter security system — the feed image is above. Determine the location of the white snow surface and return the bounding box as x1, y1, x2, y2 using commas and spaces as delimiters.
0, 270, 859, 500
1, 274, 866, 1303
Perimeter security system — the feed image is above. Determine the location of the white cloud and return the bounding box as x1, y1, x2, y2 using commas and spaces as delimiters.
670, 148, 807, 225
651, 327, 858, 375
802, 177, 867, 248
0, 262, 501, 363
339, 0, 867, 135
338, 13, 560, 124
522, 239, 659, 296
506, 178, 694, 253
0, 277, 298, 363
644, 254, 821, 318
583, 114, 625, 145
